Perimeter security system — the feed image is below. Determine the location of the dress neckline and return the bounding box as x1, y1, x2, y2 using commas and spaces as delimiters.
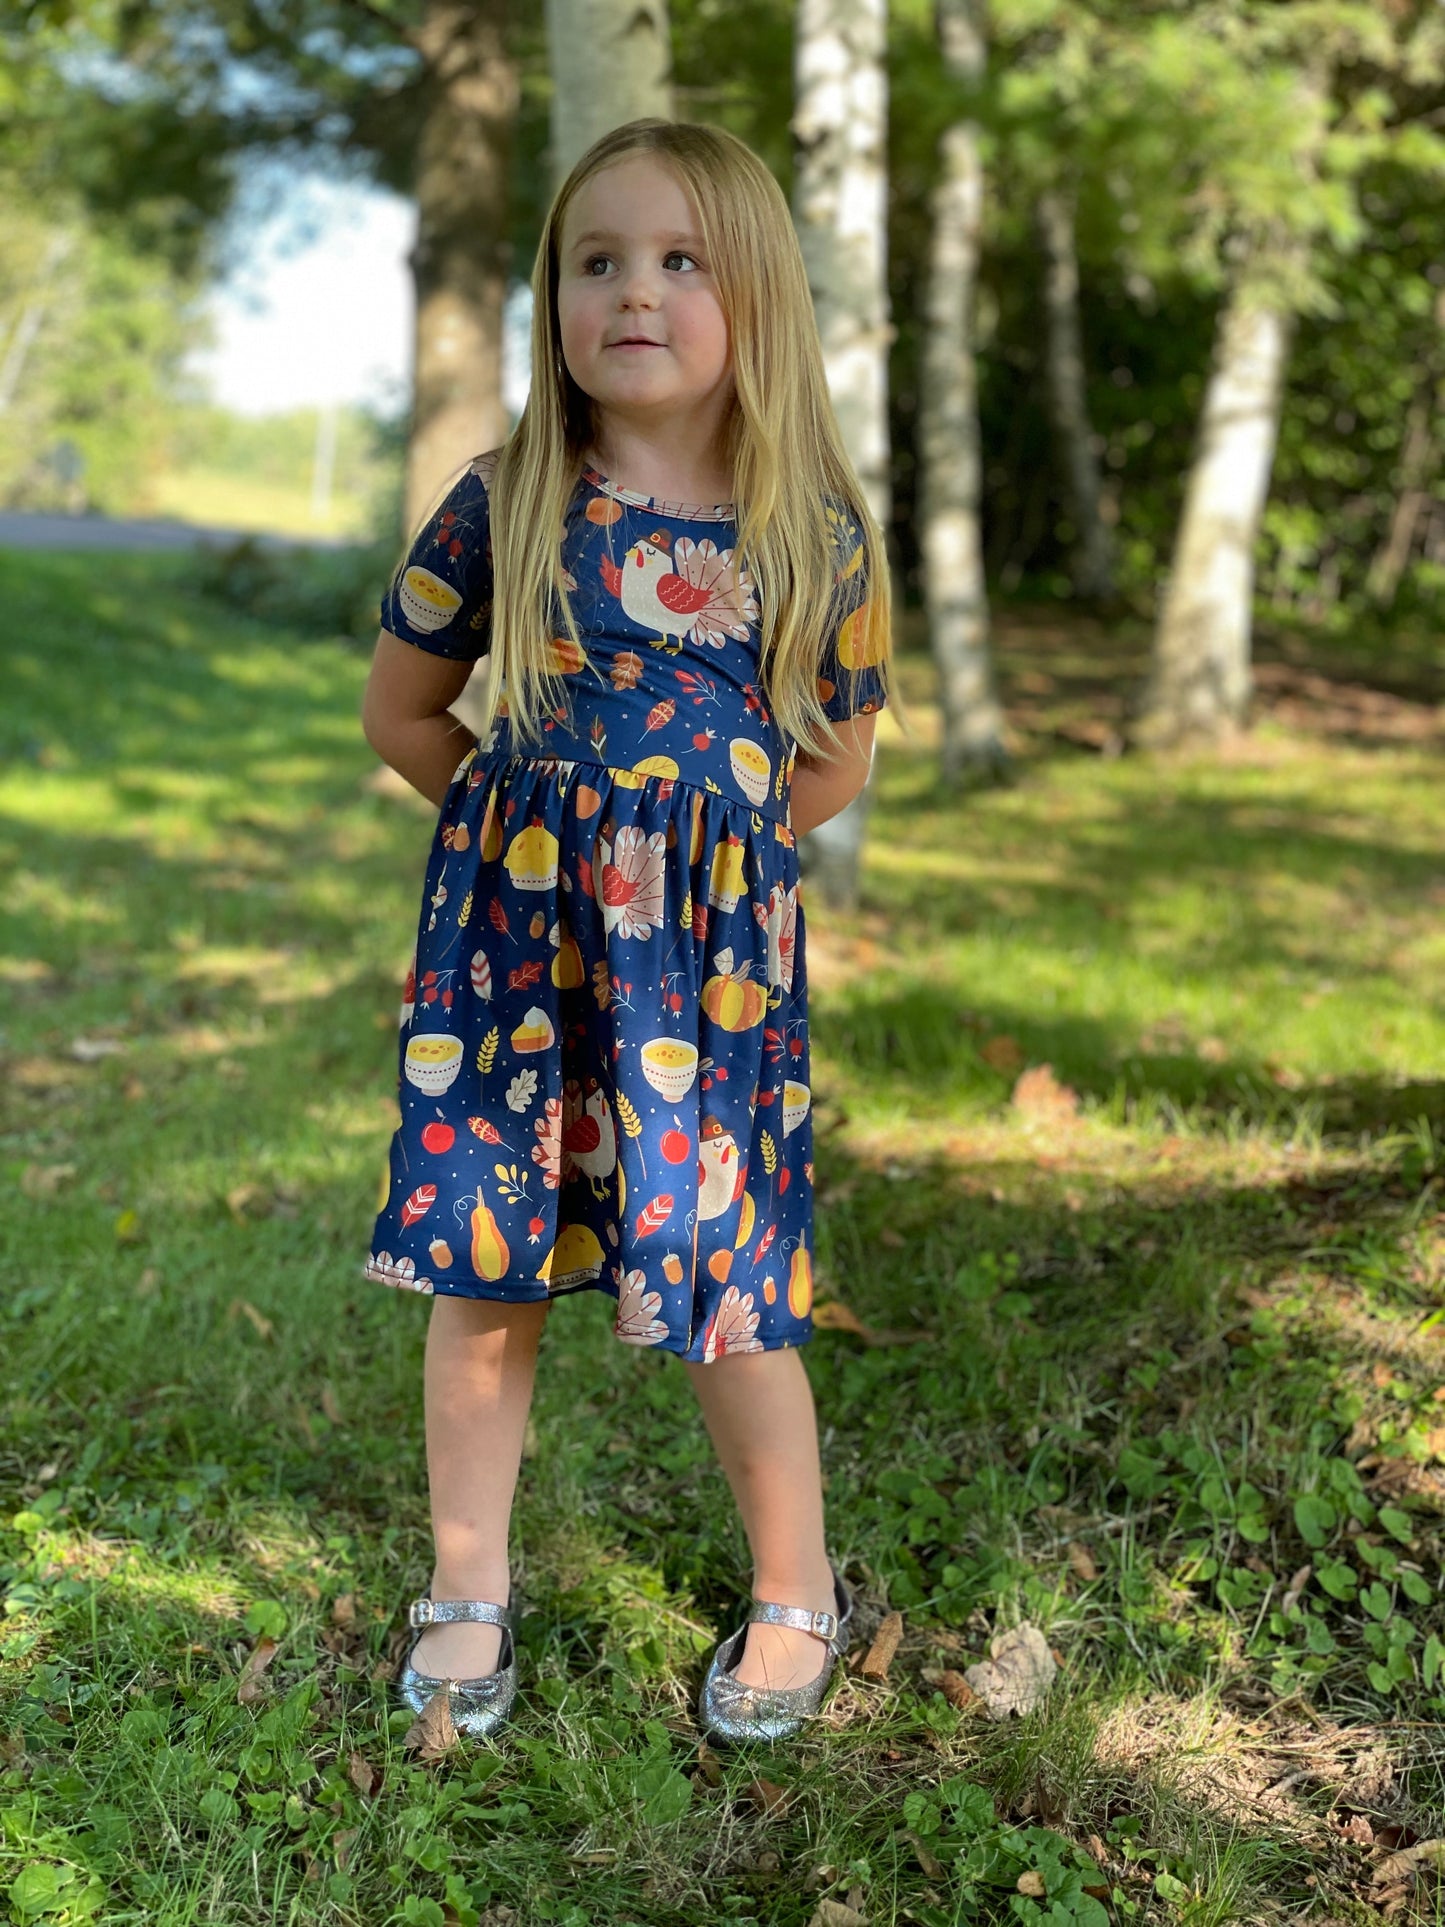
580, 457, 737, 522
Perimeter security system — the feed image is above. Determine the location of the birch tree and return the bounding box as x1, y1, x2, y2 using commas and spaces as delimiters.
1036, 183, 1113, 601
544, 0, 674, 185
792, 0, 892, 909
919, 0, 1008, 787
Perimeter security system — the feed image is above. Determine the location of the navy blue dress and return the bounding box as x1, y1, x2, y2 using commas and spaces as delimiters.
363, 451, 888, 1362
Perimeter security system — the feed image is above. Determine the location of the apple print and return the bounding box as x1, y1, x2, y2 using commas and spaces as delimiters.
660, 1126, 691, 1165
421, 1122, 455, 1154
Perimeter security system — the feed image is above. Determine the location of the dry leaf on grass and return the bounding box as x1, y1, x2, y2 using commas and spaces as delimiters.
980, 1035, 1024, 1074
403, 1686, 458, 1760
861, 1611, 904, 1680
1016, 1872, 1047, 1897
812, 1301, 930, 1347
331, 1592, 357, 1630
740, 1776, 790, 1816
236, 1636, 278, 1704
1373, 1841, 1445, 1885
320, 1383, 343, 1425
227, 1297, 274, 1340
20, 1162, 77, 1199
347, 1751, 378, 1799
695, 1743, 723, 1787
936, 1669, 979, 1710
807, 1901, 868, 1927
964, 1623, 1057, 1720
907, 1830, 944, 1877
1066, 1541, 1097, 1582
1011, 1064, 1080, 1122
332, 1829, 357, 1872
1280, 1564, 1312, 1616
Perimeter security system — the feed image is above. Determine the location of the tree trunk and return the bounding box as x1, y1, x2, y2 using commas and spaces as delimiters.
1366, 385, 1434, 607
544, 0, 673, 185
792, 0, 891, 911
1036, 184, 1113, 602
403, 0, 518, 536
919, 0, 1008, 786
1134, 276, 1294, 747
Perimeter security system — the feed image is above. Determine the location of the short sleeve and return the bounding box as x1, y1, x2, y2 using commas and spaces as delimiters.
817, 502, 889, 722
381, 457, 496, 660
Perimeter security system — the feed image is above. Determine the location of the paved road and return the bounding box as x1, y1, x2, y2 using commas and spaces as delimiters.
0, 511, 352, 553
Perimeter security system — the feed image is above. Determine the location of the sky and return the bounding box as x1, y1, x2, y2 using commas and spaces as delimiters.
189, 172, 532, 419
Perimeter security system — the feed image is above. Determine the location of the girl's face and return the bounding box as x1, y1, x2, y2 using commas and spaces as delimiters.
556, 156, 733, 429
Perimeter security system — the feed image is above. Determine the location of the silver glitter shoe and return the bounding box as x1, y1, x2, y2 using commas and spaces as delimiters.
395, 1594, 519, 1739
698, 1566, 853, 1744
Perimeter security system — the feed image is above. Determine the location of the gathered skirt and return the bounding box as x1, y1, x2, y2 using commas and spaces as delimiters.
363, 746, 820, 1362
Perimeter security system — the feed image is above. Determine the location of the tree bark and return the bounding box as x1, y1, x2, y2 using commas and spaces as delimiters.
1366, 385, 1434, 607
1134, 275, 1294, 747
792, 0, 892, 911
544, 0, 673, 185
1036, 184, 1113, 602
403, 0, 518, 536
919, 0, 1008, 786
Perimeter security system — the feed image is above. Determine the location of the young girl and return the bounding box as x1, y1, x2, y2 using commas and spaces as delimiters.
360, 116, 894, 1744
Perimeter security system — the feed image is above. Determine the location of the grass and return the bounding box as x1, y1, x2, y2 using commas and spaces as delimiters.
1, 550, 1443, 1926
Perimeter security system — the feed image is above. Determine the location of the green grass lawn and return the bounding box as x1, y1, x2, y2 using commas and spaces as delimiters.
2, 552, 1443, 1927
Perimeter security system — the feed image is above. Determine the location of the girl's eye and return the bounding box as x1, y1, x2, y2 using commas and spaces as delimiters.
664, 251, 700, 272
579, 251, 702, 275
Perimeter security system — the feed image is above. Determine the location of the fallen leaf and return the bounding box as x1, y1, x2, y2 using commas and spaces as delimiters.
695, 1743, 723, 1787
907, 1829, 943, 1877
741, 1776, 789, 1816
812, 1300, 930, 1347
1066, 1541, 1097, 1583
226, 1182, 267, 1222
937, 1669, 979, 1710
1016, 1871, 1046, 1897
403, 1685, 458, 1760
807, 1902, 868, 1927
70, 1036, 125, 1062
227, 1298, 275, 1341
331, 1593, 356, 1630
861, 1611, 904, 1681
980, 1034, 1023, 1074
237, 1635, 278, 1704
134, 1267, 160, 1296
1280, 1563, 1312, 1616
320, 1383, 343, 1425
347, 1751, 377, 1799
964, 1622, 1058, 1720
877, 1226, 906, 1249
333, 1828, 357, 1871
1373, 1841, 1445, 1885
19, 1162, 77, 1199
1011, 1064, 1080, 1122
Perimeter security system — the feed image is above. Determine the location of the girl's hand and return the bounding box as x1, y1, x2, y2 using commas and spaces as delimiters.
361, 629, 485, 810
790, 713, 878, 838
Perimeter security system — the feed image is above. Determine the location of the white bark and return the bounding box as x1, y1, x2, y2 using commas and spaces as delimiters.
1037, 185, 1113, 601
1137, 282, 1293, 744
792, 0, 891, 909
544, 0, 674, 185
919, 0, 1008, 786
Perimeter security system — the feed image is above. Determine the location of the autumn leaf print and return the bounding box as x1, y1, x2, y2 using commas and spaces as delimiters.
591, 959, 612, 1010
533, 1098, 563, 1189
507, 959, 544, 992
468, 1116, 503, 1144
488, 897, 511, 940
401, 1185, 437, 1227
506, 1070, 538, 1113
643, 697, 676, 736
611, 651, 644, 690
634, 1195, 675, 1239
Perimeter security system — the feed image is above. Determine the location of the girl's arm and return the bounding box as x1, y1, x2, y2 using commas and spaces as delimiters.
789, 713, 879, 839
361, 631, 484, 811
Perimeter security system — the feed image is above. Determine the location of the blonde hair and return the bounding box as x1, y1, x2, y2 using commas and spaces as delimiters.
452, 117, 898, 760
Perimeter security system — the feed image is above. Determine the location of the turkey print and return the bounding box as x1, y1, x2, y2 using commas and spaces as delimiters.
365, 454, 888, 1362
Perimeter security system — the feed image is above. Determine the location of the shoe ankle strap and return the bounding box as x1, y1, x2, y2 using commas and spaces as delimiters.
408, 1597, 514, 1631
747, 1599, 841, 1646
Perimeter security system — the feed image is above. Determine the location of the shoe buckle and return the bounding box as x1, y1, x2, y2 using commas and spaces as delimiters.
811, 1609, 838, 1640
408, 1599, 435, 1628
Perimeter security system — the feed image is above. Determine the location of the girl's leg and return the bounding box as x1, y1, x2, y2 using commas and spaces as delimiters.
685, 1346, 839, 1690
408, 1293, 549, 1680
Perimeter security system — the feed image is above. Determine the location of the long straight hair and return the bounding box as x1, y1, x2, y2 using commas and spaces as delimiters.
454, 117, 898, 759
